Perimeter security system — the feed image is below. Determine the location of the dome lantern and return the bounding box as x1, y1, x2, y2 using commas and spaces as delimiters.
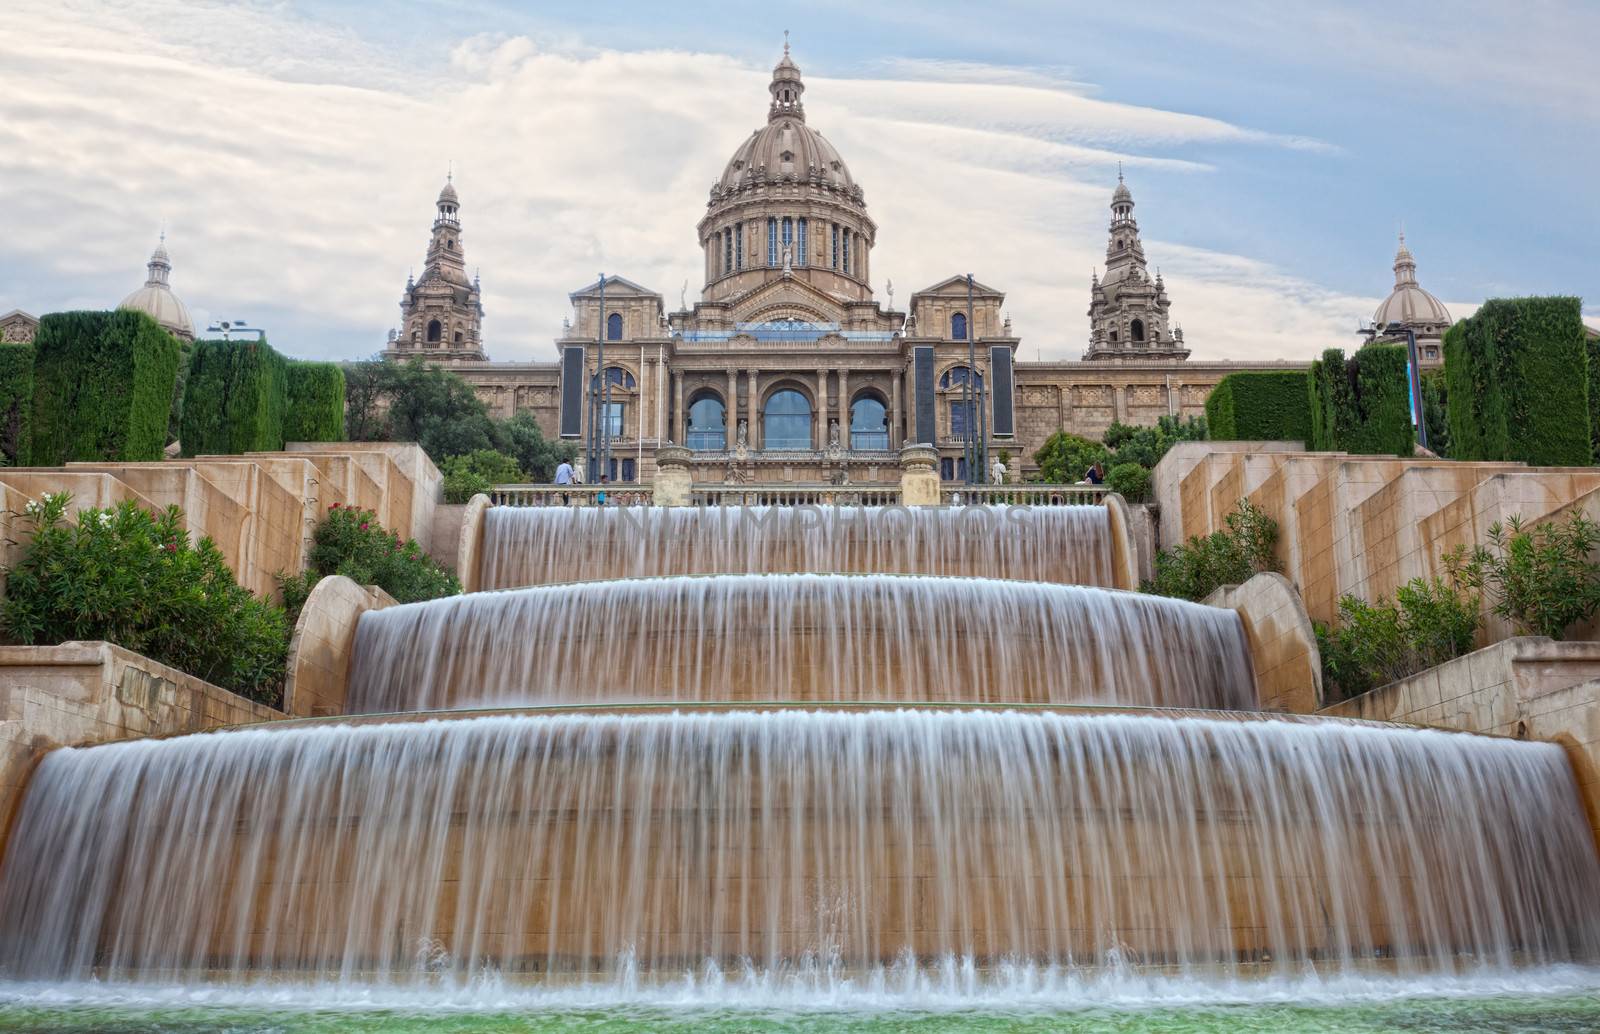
118, 231, 195, 342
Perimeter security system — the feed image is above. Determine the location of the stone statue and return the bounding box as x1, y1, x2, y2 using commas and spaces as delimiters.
571, 458, 586, 485
828, 419, 841, 448
736, 418, 749, 448
782, 244, 793, 274
991, 457, 1006, 485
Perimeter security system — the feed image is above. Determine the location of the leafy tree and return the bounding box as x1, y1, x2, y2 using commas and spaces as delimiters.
1032, 431, 1107, 484
441, 449, 525, 503
343, 357, 391, 442
1103, 415, 1207, 470
497, 410, 578, 482
1448, 512, 1600, 640
1143, 499, 1280, 601
2, 494, 289, 704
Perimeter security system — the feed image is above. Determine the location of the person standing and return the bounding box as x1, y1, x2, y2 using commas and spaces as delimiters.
554, 457, 573, 505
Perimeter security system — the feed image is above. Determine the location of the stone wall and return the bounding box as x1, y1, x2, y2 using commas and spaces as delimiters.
0, 642, 282, 859
1320, 638, 1600, 848
1152, 444, 1600, 635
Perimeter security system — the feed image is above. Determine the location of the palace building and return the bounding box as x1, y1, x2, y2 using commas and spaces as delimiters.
384, 44, 1304, 484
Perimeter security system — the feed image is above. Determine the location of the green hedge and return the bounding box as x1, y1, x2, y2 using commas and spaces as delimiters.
1445, 297, 1591, 466
1204, 371, 1310, 443
0, 343, 34, 465
29, 310, 180, 465
1306, 345, 1416, 457
284, 361, 346, 443
179, 339, 289, 457
1588, 332, 1600, 461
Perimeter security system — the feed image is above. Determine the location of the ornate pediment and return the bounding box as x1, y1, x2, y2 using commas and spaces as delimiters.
728, 277, 846, 325
911, 274, 1006, 300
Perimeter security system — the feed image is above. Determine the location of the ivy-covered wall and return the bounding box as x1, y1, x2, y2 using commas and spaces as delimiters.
1204, 371, 1311, 443
29, 310, 180, 465
0, 343, 34, 465
1306, 345, 1416, 457
179, 339, 289, 457
284, 362, 346, 443
1444, 297, 1591, 466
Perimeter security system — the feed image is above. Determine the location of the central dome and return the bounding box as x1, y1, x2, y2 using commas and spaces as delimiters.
710, 42, 863, 205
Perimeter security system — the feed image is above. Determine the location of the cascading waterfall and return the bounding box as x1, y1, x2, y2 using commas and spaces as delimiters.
2, 710, 1597, 988
477, 505, 1115, 589
344, 574, 1256, 713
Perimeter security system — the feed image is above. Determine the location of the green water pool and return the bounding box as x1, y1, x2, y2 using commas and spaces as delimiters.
5, 996, 1600, 1033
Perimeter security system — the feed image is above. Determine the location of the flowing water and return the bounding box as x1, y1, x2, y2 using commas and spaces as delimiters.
478, 505, 1115, 588
345, 574, 1255, 713
2, 710, 1595, 991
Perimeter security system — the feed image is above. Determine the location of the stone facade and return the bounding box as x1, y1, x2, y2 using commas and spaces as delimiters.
390, 45, 1304, 485
0, 309, 37, 344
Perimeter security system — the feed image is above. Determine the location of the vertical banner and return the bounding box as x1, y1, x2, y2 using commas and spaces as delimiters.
989, 345, 1015, 436
914, 346, 936, 445
560, 346, 585, 439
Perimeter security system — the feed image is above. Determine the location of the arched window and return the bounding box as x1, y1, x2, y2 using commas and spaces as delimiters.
951, 312, 968, 341
687, 393, 727, 451
426, 319, 442, 343
763, 389, 812, 450
939, 366, 983, 392
850, 394, 889, 451
1131, 319, 1145, 342
454, 331, 463, 343
606, 312, 623, 341
590, 366, 637, 390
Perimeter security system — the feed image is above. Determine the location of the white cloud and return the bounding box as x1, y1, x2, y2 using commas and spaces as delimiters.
0, 1, 1365, 364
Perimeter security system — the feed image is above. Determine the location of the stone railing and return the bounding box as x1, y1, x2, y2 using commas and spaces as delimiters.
690, 484, 902, 507
939, 484, 1108, 506
488, 484, 645, 507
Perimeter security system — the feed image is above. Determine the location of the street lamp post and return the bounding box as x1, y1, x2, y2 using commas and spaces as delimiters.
1386, 320, 1430, 452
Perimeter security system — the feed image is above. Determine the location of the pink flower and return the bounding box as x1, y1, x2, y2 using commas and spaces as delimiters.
359, 522, 369, 531
329, 503, 340, 510
165, 543, 177, 553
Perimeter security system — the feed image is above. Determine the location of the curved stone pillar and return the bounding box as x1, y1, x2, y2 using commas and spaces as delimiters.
1102, 492, 1141, 591
456, 493, 492, 593
283, 575, 396, 718
899, 443, 939, 506
1203, 571, 1321, 713
654, 445, 694, 506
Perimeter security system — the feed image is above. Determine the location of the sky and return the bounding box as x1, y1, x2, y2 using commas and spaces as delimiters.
1, 0, 1596, 364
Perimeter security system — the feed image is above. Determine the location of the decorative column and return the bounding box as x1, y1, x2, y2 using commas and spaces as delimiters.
726, 367, 737, 445
890, 367, 902, 450
653, 445, 693, 506
816, 367, 828, 447
746, 369, 759, 448
899, 443, 939, 506
839, 367, 850, 438
673, 371, 686, 444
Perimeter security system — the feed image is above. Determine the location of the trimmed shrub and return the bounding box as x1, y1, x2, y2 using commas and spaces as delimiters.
284, 361, 346, 443
2, 493, 289, 705
1205, 371, 1310, 443
1588, 332, 1600, 461
0, 342, 33, 465
29, 310, 180, 464
1444, 297, 1591, 466
280, 503, 460, 625
1103, 415, 1207, 470
1306, 345, 1416, 457
1421, 369, 1450, 457
1106, 462, 1151, 503
179, 338, 289, 456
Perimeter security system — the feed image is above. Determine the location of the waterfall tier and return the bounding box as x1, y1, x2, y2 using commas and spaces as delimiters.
345, 574, 1255, 714
3, 709, 1595, 987
479, 505, 1114, 589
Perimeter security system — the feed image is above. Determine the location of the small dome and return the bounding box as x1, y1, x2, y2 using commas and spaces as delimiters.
1373, 232, 1451, 330
439, 179, 458, 205
1112, 180, 1132, 204
119, 284, 195, 340
118, 235, 195, 341
1375, 283, 1451, 329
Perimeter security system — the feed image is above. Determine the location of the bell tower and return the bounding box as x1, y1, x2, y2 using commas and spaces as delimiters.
385, 174, 487, 363
1084, 170, 1188, 361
